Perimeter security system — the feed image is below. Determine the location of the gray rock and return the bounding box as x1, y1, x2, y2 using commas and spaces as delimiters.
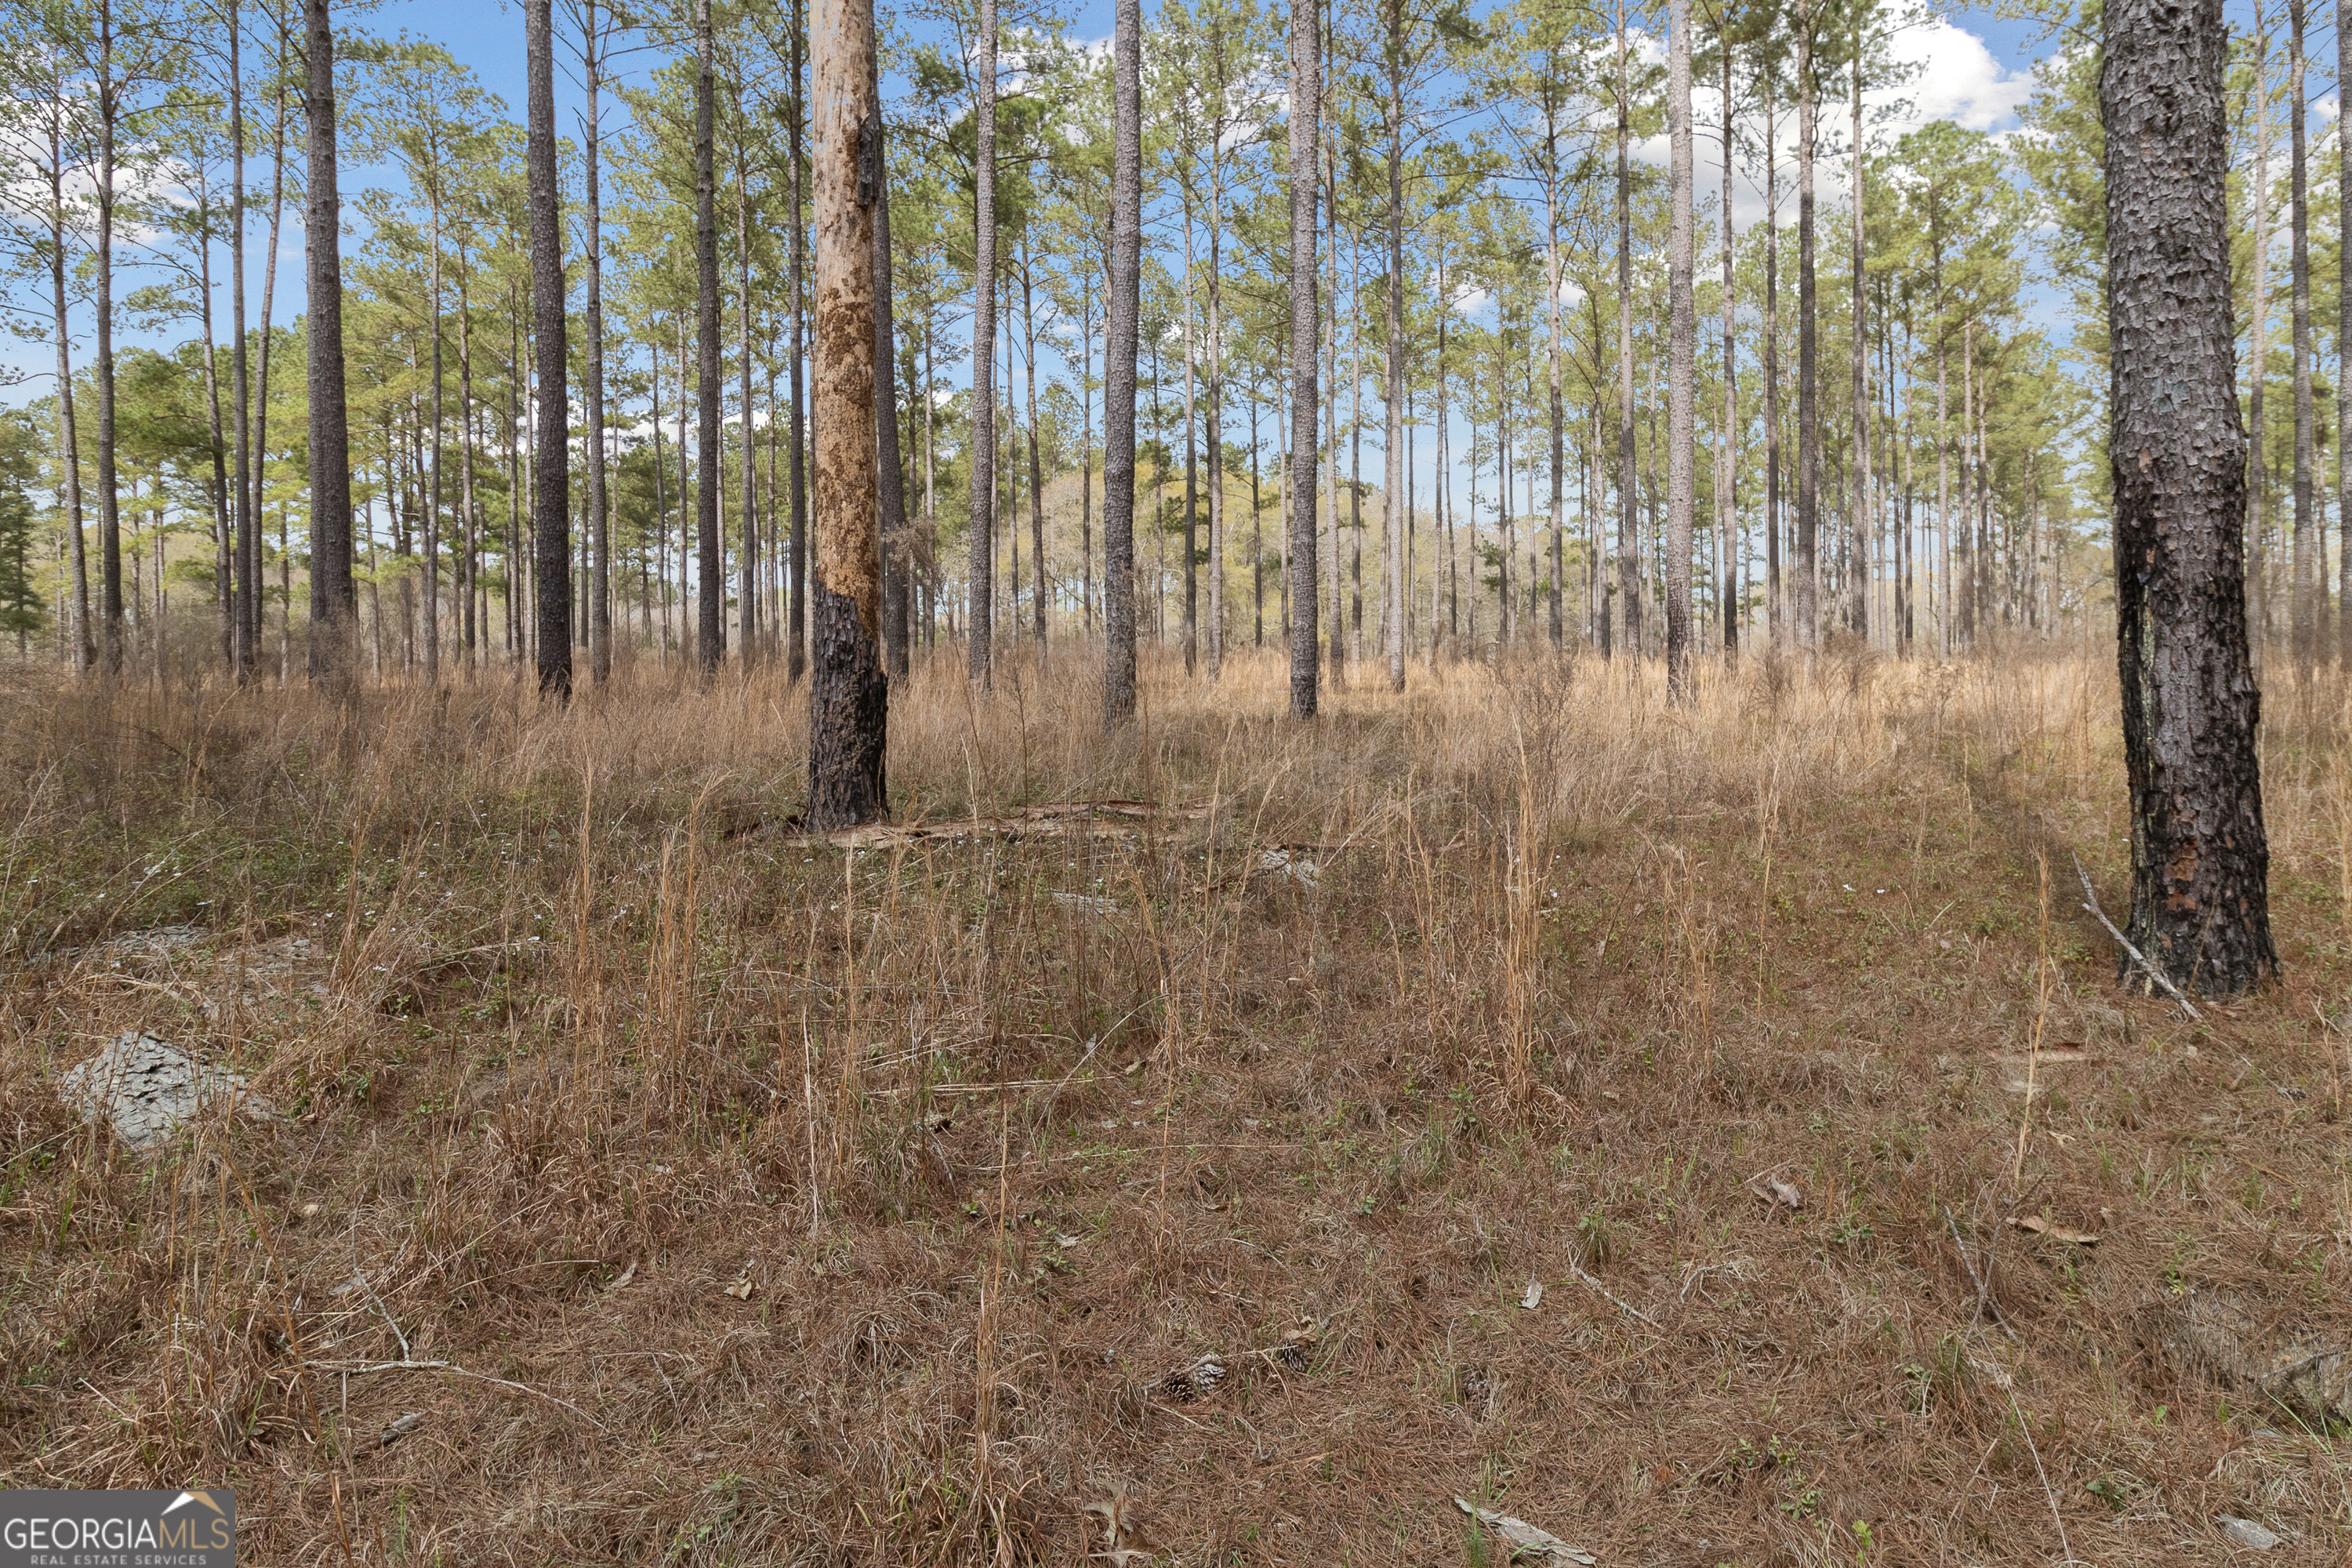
2216, 1515, 2283, 1551
59, 1031, 272, 1151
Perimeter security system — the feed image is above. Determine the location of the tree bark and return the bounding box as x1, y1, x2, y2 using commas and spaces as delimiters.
2103, 0, 2278, 995
304, 0, 357, 685
47, 82, 92, 672
736, 85, 760, 664
2291, 0, 2314, 681
805, 0, 886, 827
585, 0, 612, 682
93, 0, 125, 675
1381, 0, 1405, 691
2339, 0, 2351, 666
1848, 19, 1870, 638
967, 0, 997, 687
691, 0, 724, 673
1719, 28, 1737, 655
1793, 0, 1819, 658
789, 0, 809, 679
1664, 0, 1694, 699
874, 105, 909, 681
1762, 64, 1781, 646
1613, 0, 1639, 659
527, 0, 571, 697
1102, 0, 1142, 720
1285, 0, 1319, 717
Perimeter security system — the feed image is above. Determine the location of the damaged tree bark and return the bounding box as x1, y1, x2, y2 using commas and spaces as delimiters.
804, 0, 887, 828
2102, 0, 2278, 996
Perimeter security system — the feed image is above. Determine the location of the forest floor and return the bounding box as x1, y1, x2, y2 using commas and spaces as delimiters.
7, 638, 2352, 1566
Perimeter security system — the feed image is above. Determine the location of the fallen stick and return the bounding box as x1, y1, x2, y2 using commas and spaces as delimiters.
1566, 1258, 1661, 1328
308, 1358, 606, 1430
2071, 855, 2201, 1021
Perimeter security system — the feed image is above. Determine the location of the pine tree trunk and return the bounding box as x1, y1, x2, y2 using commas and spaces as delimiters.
48, 93, 92, 671
1762, 69, 1781, 648
805, 0, 886, 828
2249, 7, 2272, 655
1545, 114, 1565, 650
1793, 0, 1819, 659
691, 0, 724, 673
1719, 35, 1737, 656
585, 4, 612, 682
2104, 0, 2278, 995
1613, 0, 1639, 659
967, 0, 997, 686
1848, 27, 1870, 640
2339, 0, 2351, 666
527, 0, 571, 697
1382, 0, 1405, 692
304, 0, 358, 685
1022, 239, 1047, 652
2292, 0, 2314, 683
1285, 0, 1319, 717
788, 0, 809, 679
1102, 0, 1142, 724
737, 107, 760, 664
875, 113, 910, 681
1664, 0, 1694, 699
95, 0, 124, 675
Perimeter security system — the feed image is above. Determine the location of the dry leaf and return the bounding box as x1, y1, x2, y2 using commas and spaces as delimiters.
723, 1269, 754, 1300
2008, 1214, 2099, 1245
1452, 1498, 1599, 1564
1521, 1279, 1545, 1311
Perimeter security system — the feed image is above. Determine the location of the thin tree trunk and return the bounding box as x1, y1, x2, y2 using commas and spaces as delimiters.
1719, 26, 1737, 655
736, 85, 760, 663
2249, 3, 2273, 654
1381, 0, 1405, 691
2292, 0, 2314, 681
1022, 236, 1047, 651
1105, 0, 1140, 727
1848, 19, 1870, 638
585, 0, 612, 681
967, 0, 997, 684
2103, 0, 2277, 993
95, 0, 123, 673
2339, 0, 2351, 666
1793, 0, 1819, 658
47, 88, 92, 672
528, 0, 572, 696
424, 183, 444, 683
789, 0, 809, 678
305, 0, 357, 684
875, 107, 910, 681
1664, 0, 1694, 699
1544, 110, 1565, 650
1614, 0, 1639, 659
1286, 0, 1320, 717
1762, 64, 1781, 646
692, 0, 724, 673
805, 0, 886, 826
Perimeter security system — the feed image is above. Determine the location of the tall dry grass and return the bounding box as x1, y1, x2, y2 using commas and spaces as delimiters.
7, 637, 2352, 1564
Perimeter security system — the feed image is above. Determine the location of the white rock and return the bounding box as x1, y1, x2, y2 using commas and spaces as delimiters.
60, 1032, 272, 1151
2216, 1515, 2283, 1551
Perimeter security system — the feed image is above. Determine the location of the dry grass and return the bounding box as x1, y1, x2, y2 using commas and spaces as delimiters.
7, 636, 2352, 1565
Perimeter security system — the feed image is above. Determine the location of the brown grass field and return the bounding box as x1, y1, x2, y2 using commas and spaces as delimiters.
7, 637, 2352, 1566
